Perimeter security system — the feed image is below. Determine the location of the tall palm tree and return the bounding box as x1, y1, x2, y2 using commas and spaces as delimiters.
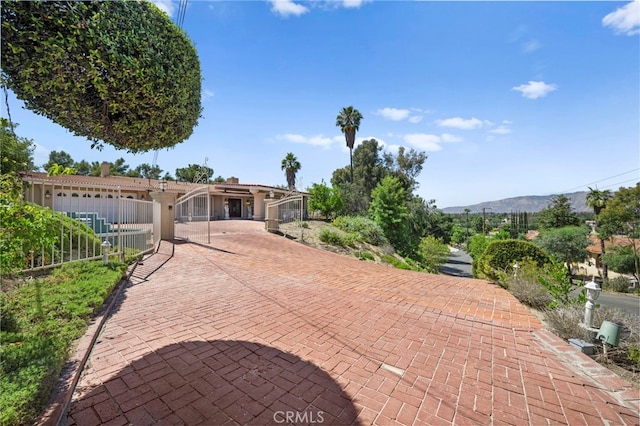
335, 106, 363, 184
586, 186, 613, 279
281, 152, 301, 190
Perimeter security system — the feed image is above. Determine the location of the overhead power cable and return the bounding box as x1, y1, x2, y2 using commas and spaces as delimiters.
557, 168, 639, 194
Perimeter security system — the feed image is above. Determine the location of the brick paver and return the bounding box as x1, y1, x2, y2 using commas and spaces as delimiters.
67, 221, 639, 425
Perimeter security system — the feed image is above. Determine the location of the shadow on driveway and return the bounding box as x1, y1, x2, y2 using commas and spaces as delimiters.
67, 341, 361, 425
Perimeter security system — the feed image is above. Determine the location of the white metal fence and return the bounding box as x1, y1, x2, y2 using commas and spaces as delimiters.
267, 194, 307, 225
174, 186, 211, 244
22, 183, 156, 272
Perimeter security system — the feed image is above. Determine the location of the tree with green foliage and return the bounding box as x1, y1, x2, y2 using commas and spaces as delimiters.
175, 164, 214, 183
383, 146, 427, 193
369, 176, 408, 252
1, 1, 201, 152
535, 226, 591, 276
335, 106, 363, 183
450, 225, 467, 245
417, 235, 450, 273
73, 160, 96, 176
281, 152, 301, 190
332, 139, 387, 215
0, 119, 35, 174
598, 183, 640, 280
603, 245, 638, 282
43, 150, 74, 172
537, 195, 581, 229
47, 164, 76, 176
468, 234, 489, 260
586, 186, 613, 278
586, 187, 612, 216
308, 180, 344, 220
475, 239, 549, 282
107, 158, 130, 176
1, 174, 55, 274
127, 163, 163, 180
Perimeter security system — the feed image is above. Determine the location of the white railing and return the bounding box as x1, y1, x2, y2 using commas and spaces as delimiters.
175, 186, 211, 244
266, 194, 307, 226
22, 183, 155, 272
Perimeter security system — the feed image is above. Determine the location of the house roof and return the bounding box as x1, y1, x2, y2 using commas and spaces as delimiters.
20, 172, 308, 195
587, 234, 639, 254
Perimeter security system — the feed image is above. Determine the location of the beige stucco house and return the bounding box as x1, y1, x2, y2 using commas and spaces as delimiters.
20, 164, 305, 222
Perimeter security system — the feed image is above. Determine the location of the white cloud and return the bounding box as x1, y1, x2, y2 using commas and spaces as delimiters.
276, 133, 335, 148
522, 39, 541, 53
342, 0, 368, 8
436, 117, 484, 130
408, 115, 423, 124
403, 134, 442, 152
268, 0, 309, 17
512, 80, 557, 99
202, 89, 215, 100
376, 107, 411, 121
151, 0, 175, 17
441, 133, 463, 143
603, 0, 640, 36
489, 126, 511, 135
385, 144, 402, 154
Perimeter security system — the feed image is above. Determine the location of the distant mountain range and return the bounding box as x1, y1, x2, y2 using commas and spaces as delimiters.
441, 191, 591, 214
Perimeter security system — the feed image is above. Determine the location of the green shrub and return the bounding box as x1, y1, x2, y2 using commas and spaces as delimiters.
356, 251, 375, 261
537, 257, 585, 308
381, 254, 418, 271
476, 239, 549, 283
417, 236, 450, 274
604, 276, 630, 293
1, 174, 102, 274
318, 228, 354, 248
332, 216, 387, 246
628, 345, 640, 364
0, 261, 127, 426
507, 261, 553, 309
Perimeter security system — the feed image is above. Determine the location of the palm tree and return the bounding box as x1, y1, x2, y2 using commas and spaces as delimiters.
281, 152, 301, 190
335, 106, 363, 183
586, 186, 613, 279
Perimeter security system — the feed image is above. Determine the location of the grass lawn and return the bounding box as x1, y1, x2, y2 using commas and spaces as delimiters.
0, 260, 127, 426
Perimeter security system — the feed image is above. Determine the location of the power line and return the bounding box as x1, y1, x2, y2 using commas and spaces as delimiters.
557, 168, 640, 194
597, 177, 639, 191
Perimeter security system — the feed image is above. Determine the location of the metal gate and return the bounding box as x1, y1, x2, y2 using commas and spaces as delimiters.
266, 194, 306, 226
174, 186, 211, 244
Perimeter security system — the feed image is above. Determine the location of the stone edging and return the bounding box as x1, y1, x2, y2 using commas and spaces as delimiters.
36, 262, 140, 426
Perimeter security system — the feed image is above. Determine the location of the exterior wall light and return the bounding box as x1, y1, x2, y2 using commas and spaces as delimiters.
45, 190, 51, 198
269, 190, 274, 198
159, 179, 167, 192
584, 277, 601, 328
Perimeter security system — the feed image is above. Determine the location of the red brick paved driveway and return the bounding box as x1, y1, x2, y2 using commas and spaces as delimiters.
67, 221, 639, 425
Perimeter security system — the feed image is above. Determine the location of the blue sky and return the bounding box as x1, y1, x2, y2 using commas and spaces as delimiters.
5, 0, 640, 208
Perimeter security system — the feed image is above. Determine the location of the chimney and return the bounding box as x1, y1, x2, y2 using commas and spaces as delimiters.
100, 162, 111, 177
226, 177, 239, 184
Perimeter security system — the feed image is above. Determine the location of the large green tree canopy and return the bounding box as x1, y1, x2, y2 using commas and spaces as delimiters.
1, 0, 202, 153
